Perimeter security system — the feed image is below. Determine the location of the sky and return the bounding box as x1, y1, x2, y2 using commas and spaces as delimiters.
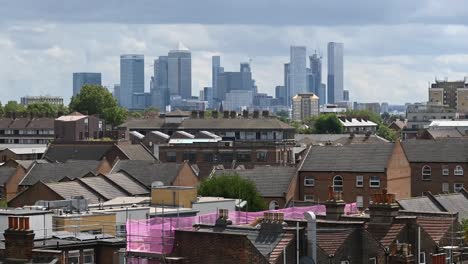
2, 0, 468, 104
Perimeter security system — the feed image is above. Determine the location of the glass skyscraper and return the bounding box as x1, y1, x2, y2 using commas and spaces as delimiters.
288, 46, 307, 106
327, 42, 344, 104
120, 54, 144, 109
72, 72, 101, 96
168, 48, 192, 99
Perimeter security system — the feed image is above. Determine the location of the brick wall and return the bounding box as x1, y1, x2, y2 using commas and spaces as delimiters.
409, 162, 468, 196
8, 181, 62, 207
386, 141, 412, 200
172, 162, 199, 186
5, 165, 27, 201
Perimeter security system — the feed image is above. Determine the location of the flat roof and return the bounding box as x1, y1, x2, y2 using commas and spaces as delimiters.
194, 197, 236, 203
0, 208, 53, 216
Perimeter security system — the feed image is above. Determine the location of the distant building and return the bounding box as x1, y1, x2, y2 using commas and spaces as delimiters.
288, 46, 307, 105
223, 90, 253, 111
54, 112, 104, 142
211, 56, 223, 103
308, 51, 322, 95
113, 84, 120, 103
284, 63, 290, 106
292, 93, 319, 121
20, 96, 63, 106
202, 87, 213, 108
168, 45, 192, 99
354, 102, 381, 115
72, 72, 101, 96
275, 85, 286, 106
429, 78, 466, 109
120, 55, 144, 109
320, 104, 347, 114
338, 117, 378, 134
170, 97, 206, 111
0, 116, 54, 144
381, 102, 389, 113
318, 83, 326, 105
327, 42, 344, 104
343, 90, 349, 102
215, 63, 254, 102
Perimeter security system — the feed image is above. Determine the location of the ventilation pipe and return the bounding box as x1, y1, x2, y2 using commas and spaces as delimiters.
304, 211, 317, 263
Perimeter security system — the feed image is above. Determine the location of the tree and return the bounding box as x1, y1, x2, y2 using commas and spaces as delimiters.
26, 103, 57, 117
314, 114, 343, 134
69, 85, 127, 126
276, 110, 289, 123
198, 174, 266, 211
377, 125, 397, 141
462, 219, 468, 243
0, 102, 4, 117
4, 101, 25, 114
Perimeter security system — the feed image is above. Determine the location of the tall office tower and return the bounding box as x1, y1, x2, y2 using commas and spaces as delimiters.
216, 63, 254, 102
203, 87, 213, 108
289, 46, 307, 104
275, 85, 286, 106
212, 56, 224, 105
284, 63, 290, 106
72, 72, 101, 96
309, 51, 322, 94
120, 55, 144, 109
319, 84, 326, 105
292, 93, 319, 121
151, 57, 170, 111
343, 90, 350, 101
327, 42, 344, 104
168, 44, 192, 99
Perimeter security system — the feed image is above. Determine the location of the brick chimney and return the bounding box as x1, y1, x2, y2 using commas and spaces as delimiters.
198, 111, 205, 119
260, 212, 284, 234
223, 111, 229, 118
212, 111, 219, 119
324, 186, 345, 221
4, 216, 35, 261
242, 110, 249, 119
368, 189, 399, 224
229, 111, 236, 119
253, 110, 259, 118
191, 111, 198, 118
214, 209, 232, 230
262, 110, 269, 118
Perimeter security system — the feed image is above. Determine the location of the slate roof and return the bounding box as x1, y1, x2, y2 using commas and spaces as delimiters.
114, 144, 156, 160
212, 166, 296, 197
427, 128, 463, 139
111, 160, 182, 187
366, 223, 406, 247
46, 181, 102, 204
6, 118, 54, 129
79, 176, 129, 200
401, 140, 468, 163
20, 160, 101, 186
397, 197, 443, 213
300, 144, 395, 172
0, 167, 16, 185
43, 143, 114, 162
104, 172, 149, 196
434, 193, 468, 221
316, 228, 354, 255
295, 134, 390, 145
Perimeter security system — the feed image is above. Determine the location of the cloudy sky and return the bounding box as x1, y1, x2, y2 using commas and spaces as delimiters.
2, 0, 468, 104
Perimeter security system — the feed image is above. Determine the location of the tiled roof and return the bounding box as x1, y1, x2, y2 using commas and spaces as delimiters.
46, 181, 102, 204
366, 223, 406, 247
401, 140, 467, 162
416, 216, 455, 244
397, 197, 443, 213
111, 160, 182, 187
316, 228, 354, 255
115, 144, 157, 161
79, 176, 129, 200
43, 143, 114, 162
295, 134, 390, 145
432, 193, 468, 222
104, 172, 149, 196
427, 128, 463, 139
212, 166, 296, 197
20, 160, 101, 186
300, 144, 394, 172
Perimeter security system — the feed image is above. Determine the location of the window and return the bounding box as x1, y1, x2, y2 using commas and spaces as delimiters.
256, 151, 268, 162
442, 183, 449, 193
83, 249, 94, 264
419, 252, 426, 264
454, 165, 464, 176
67, 250, 80, 264
219, 152, 234, 162
304, 176, 315, 186
422, 165, 431, 180
369, 258, 377, 264
182, 152, 196, 163
369, 176, 380, 188
237, 152, 251, 162
442, 165, 449, 176
356, 175, 364, 187
333, 176, 343, 192
454, 183, 464, 192
304, 195, 314, 201
166, 151, 177, 162
269, 200, 280, 210
356, 196, 364, 208
204, 153, 215, 162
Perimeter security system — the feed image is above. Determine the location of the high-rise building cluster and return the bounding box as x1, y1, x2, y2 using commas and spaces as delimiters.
71, 42, 346, 114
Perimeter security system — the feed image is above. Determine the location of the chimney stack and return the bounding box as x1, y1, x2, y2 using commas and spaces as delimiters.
262, 110, 269, 118
260, 212, 285, 234
4, 216, 35, 261
253, 110, 259, 118
199, 111, 205, 119
230, 111, 236, 119
212, 111, 219, 119
215, 209, 232, 229
368, 189, 399, 224
223, 111, 229, 119
242, 110, 249, 119
324, 186, 345, 220
191, 111, 198, 118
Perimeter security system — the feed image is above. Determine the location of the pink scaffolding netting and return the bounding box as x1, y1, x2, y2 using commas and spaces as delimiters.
126, 203, 357, 255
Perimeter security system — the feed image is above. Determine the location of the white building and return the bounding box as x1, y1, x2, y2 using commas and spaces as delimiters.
339, 117, 378, 134
292, 93, 319, 121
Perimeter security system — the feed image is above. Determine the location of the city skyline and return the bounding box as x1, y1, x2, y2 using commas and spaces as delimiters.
3, 1, 468, 104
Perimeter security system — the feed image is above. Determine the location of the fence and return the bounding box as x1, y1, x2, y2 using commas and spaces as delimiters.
126, 203, 357, 255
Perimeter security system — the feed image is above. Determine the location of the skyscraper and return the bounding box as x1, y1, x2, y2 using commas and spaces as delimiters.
284, 63, 290, 106
289, 46, 307, 105
327, 42, 344, 104
212, 56, 224, 105
120, 54, 144, 109
216, 63, 254, 102
72, 72, 101, 96
168, 44, 192, 99
309, 51, 322, 94
152, 56, 170, 111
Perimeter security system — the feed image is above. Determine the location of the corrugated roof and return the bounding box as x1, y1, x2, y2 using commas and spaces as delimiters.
79, 176, 129, 200
46, 181, 102, 204
300, 144, 395, 172
105, 172, 149, 196
20, 160, 101, 186
212, 166, 296, 197
402, 140, 467, 162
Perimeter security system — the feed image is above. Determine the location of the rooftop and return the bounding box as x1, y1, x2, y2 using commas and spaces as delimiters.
401, 139, 467, 162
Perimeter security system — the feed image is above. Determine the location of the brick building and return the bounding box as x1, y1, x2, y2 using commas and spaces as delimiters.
298, 142, 411, 207
401, 139, 468, 196
0, 116, 54, 144
54, 112, 105, 141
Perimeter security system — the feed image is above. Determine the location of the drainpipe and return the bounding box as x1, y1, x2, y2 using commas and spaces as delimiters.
303, 211, 317, 263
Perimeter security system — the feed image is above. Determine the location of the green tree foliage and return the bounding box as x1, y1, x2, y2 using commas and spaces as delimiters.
0, 103, 4, 117
198, 174, 266, 211
462, 218, 468, 243
377, 125, 397, 141
314, 114, 343, 134
69, 85, 127, 126
276, 110, 289, 123
4, 101, 26, 114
